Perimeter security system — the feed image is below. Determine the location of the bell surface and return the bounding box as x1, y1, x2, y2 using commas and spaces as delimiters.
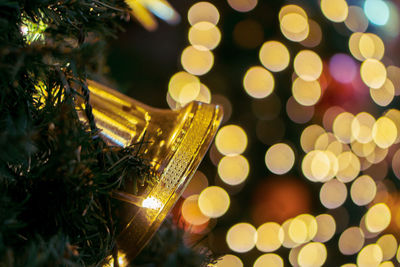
77, 80, 223, 261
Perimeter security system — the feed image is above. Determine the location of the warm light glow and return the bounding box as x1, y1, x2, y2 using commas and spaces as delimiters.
215, 125, 248, 156
187, 2, 220, 26
286, 96, 314, 124
365, 203, 391, 233
372, 116, 397, 148
360, 59, 387, 89
339, 227, 365, 255
351, 112, 375, 144
370, 79, 395, 107
294, 50, 323, 81
198, 186, 230, 218
278, 5, 308, 42
292, 78, 321, 106
336, 151, 360, 183
226, 223, 257, 253
181, 46, 214, 76
320, 179, 347, 209
288, 217, 308, 244
196, 83, 212, 104
259, 41, 290, 72
298, 242, 327, 267
227, 0, 258, 12
300, 19, 322, 48
253, 254, 284, 267
168, 71, 200, 103
345, 6, 369, 32
357, 244, 383, 267
302, 150, 338, 182
188, 22, 221, 51
265, 143, 295, 175
377, 234, 397, 261
313, 214, 336, 243
142, 196, 162, 210
359, 33, 385, 60
349, 32, 365, 61
350, 175, 376, 206
281, 219, 298, 248
333, 112, 355, 144
387, 66, 400, 96
300, 125, 325, 153
218, 155, 249, 185
212, 254, 243, 267
320, 0, 349, 22
243, 66, 275, 99
256, 222, 284, 252
181, 195, 210, 225
182, 171, 209, 198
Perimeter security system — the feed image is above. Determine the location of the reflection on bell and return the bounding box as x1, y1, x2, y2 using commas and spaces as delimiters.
77, 80, 223, 262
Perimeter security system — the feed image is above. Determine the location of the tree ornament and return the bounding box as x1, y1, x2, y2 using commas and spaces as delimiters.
76, 80, 223, 262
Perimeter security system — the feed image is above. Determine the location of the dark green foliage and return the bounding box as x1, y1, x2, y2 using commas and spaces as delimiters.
0, 0, 151, 266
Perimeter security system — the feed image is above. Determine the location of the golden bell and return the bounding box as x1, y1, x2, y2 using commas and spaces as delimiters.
77, 80, 223, 262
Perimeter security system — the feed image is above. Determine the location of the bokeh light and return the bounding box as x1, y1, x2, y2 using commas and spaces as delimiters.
298, 242, 327, 267
182, 171, 209, 198
256, 222, 284, 252
336, 151, 360, 183
294, 50, 323, 81
350, 175, 376, 206
227, 0, 257, 13
313, 214, 336, 243
253, 254, 283, 267
365, 203, 391, 233
181, 45, 214, 76
265, 143, 295, 175
198, 186, 230, 218
279, 5, 309, 42
360, 59, 387, 89
218, 155, 249, 185
215, 125, 248, 156
187, 2, 220, 25
243, 66, 275, 98
359, 33, 385, 60
357, 244, 383, 267
259, 41, 290, 72
370, 79, 395, 106
377, 234, 397, 261
320, 179, 347, 209
339, 227, 365, 255
212, 254, 243, 267
300, 19, 322, 48
329, 53, 357, 84
292, 78, 321, 106
333, 112, 355, 144
351, 112, 375, 144
345, 6, 369, 32
226, 223, 257, 253
372, 116, 397, 148
301, 124, 325, 153
168, 71, 200, 104
320, 0, 348, 22
286, 96, 314, 124
181, 194, 210, 225
188, 22, 221, 50
364, 0, 390, 26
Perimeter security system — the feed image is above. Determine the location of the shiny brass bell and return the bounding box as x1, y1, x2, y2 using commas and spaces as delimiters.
77, 80, 223, 262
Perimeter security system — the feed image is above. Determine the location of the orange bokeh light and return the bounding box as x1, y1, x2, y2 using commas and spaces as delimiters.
251, 176, 311, 225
